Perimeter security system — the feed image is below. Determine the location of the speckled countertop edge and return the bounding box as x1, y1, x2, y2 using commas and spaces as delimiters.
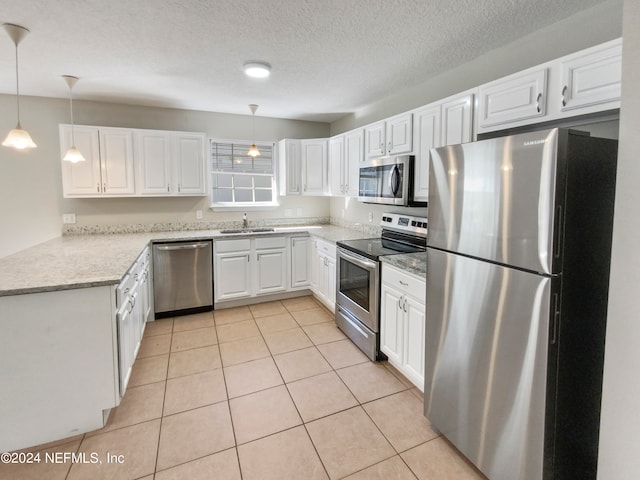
0, 225, 373, 297
380, 252, 428, 278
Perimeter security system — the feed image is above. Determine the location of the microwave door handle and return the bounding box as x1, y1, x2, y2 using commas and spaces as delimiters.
390, 165, 401, 196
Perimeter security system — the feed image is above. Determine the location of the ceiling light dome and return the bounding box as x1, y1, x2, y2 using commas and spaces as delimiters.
244, 62, 271, 78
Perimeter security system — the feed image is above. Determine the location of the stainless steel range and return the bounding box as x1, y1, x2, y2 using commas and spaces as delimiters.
335, 213, 427, 360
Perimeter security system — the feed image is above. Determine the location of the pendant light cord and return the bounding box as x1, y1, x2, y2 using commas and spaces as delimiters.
14, 43, 21, 127
69, 88, 76, 145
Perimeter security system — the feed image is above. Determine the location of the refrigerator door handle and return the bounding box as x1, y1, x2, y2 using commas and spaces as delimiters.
554, 205, 563, 259
551, 293, 560, 344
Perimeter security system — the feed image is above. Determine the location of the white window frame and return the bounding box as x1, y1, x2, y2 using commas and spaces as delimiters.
209, 139, 279, 211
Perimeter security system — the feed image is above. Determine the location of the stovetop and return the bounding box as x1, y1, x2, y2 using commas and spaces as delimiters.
337, 236, 426, 261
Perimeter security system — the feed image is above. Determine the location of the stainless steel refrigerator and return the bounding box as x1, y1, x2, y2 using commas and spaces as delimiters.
424, 128, 617, 480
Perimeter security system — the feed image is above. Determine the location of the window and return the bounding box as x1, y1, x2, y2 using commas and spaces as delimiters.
210, 140, 277, 207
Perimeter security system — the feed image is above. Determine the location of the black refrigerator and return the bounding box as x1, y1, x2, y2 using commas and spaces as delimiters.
424, 128, 617, 480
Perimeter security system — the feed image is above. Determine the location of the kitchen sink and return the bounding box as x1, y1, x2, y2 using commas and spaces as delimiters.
219, 228, 275, 234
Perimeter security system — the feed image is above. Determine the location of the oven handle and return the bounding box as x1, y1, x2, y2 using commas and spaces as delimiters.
338, 248, 378, 271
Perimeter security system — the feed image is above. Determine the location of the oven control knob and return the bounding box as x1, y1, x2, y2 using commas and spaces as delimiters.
411, 221, 417, 226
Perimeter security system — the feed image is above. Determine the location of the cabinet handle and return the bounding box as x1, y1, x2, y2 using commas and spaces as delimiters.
561, 86, 568, 107
103, 183, 106, 192
178, 184, 181, 193
167, 184, 170, 192
403, 298, 407, 313
97, 183, 100, 193
399, 280, 409, 287
398, 296, 403, 311
536, 92, 542, 113
388, 141, 391, 152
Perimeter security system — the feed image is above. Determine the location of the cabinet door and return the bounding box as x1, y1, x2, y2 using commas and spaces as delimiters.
364, 121, 386, 158
380, 283, 404, 366
60, 125, 102, 197
301, 139, 327, 195
328, 135, 345, 195
387, 113, 413, 155
174, 133, 206, 195
99, 128, 135, 195
255, 249, 287, 295
309, 239, 319, 291
116, 301, 133, 395
412, 105, 441, 202
214, 252, 252, 301
135, 130, 172, 195
441, 94, 474, 147
477, 69, 547, 129
326, 256, 336, 309
404, 295, 426, 389
344, 129, 364, 197
278, 139, 302, 196
559, 38, 622, 113
291, 237, 311, 289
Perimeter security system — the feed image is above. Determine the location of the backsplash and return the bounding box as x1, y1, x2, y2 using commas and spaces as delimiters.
62, 216, 331, 235
329, 217, 383, 236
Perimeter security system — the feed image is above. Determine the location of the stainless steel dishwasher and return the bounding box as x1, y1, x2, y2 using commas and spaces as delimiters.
152, 240, 213, 317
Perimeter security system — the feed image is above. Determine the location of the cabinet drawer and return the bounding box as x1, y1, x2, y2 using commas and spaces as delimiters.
215, 239, 251, 253
382, 264, 425, 302
315, 239, 336, 260
255, 236, 286, 250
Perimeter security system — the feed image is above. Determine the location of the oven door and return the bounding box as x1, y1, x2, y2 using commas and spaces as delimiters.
336, 247, 380, 332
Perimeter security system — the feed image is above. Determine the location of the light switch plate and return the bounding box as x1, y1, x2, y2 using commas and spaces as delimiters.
196, 210, 203, 220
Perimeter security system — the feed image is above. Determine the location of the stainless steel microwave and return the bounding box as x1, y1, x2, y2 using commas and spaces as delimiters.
358, 155, 422, 206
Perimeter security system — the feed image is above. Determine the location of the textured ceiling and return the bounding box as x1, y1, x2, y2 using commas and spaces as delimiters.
0, 0, 609, 122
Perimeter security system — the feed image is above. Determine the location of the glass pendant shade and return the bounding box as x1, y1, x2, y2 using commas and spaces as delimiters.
2, 125, 37, 149
63, 146, 85, 163
2, 23, 37, 151
247, 144, 260, 157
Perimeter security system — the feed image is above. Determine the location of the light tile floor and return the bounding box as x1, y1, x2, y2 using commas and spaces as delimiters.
2, 296, 487, 480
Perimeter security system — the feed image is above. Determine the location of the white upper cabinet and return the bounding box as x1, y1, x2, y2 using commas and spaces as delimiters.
329, 128, 363, 197
278, 139, 302, 196
60, 125, 102, 197
61, 125, 135, 197
173, 133, 206, 195
344, 128, 363, 197
329, 134, 345, 196
477, 38, 622, 134
135, 130, 172, 195
412, 104, 441, 203
558, 38, 622, 113
301, 139, 328, 195
477, 68, 548, 129
136, 131, 206, 196
364, 113, 413, 158
441, 92, 474, 146
98, 129, 136, 196
62, 125, 205, 198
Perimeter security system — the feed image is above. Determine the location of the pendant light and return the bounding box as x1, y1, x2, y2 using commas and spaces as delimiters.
247, 104, 260, 157
62, 75, 85, 163
2, 23, 37, 150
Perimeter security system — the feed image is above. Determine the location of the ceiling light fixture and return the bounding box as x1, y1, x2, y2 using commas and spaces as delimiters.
243, 62, 271, 78
62, 75, 85, 163
247, 104, 260, 157
2, 23, 37, 150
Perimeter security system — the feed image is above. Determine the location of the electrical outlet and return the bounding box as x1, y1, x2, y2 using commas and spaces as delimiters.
368, 212, 373, 222
62, 213, 76, 224
196, 210, 203, 220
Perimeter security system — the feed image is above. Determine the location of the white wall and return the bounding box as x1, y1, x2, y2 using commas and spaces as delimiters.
598, 0, 640, 478
0, 95, 330, 258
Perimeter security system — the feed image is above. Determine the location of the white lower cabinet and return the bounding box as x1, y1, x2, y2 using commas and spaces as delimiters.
310, 238, 336, 311
214, 236, 300, 303
290, 236, 311, 289
380, 263, 426, 390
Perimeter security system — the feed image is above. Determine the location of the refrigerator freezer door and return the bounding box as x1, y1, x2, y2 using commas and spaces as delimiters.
424, 248, 552, 480
428, 128, 561, 274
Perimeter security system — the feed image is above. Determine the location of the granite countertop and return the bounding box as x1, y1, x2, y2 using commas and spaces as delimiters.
381, 252, 427, 278
0, 225, 370, 297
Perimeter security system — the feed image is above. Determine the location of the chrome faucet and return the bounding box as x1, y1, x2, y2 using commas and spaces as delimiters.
242, 212, 248, 228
